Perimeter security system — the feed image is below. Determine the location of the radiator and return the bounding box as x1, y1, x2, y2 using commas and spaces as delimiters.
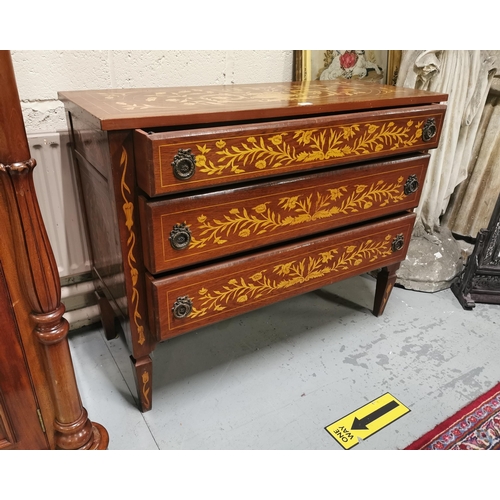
28, 132, 99, 330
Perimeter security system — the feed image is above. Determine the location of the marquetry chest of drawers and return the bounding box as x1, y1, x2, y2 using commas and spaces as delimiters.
59, 80, 447, 412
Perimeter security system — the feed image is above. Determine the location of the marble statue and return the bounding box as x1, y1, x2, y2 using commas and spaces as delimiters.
394, 50, 498, 292
444, 77, 500, 238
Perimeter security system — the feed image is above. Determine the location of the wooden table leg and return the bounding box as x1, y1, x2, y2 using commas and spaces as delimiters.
373, 263, 401, 317
130, 355, 153, 412
95, 289, 120, 341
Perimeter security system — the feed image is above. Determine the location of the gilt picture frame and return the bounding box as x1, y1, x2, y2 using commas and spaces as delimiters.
293, 50, 402, 85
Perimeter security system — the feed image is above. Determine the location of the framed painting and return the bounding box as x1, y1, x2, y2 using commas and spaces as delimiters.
293, 50, 402, 85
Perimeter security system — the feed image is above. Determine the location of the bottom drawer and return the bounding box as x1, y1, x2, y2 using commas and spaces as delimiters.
147, 212, 416, 340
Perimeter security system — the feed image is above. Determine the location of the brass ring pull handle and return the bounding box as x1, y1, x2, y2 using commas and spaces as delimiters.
169, 222, 192, 250
404, 174, 419, 195
172, 296, 193, 319
392, 234, 405, 252
172, 148, 196, 180
422, 118, 437, 142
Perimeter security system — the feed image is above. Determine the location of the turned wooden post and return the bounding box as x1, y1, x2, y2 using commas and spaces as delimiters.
0, 50, 108, 449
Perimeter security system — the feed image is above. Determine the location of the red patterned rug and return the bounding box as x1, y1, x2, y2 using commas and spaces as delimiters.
405, 382, 500, 450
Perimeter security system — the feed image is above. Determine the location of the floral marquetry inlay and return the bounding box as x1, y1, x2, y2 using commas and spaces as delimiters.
159, 116, 430, 187
97, 82, 399, 112
198, 121, 423, 175
189, 177, 407, 249
188, 235, 395, 319
120, 147, 146, 346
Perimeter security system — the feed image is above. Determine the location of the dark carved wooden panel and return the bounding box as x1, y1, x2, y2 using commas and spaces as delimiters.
0, 262, 48, 450
0, 391, 17, 448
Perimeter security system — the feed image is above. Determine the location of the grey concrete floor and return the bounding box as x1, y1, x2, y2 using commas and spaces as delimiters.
68, 273, 500, 451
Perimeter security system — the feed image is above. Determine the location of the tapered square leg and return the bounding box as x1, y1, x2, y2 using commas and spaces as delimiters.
95, 290, 119, 341
130, 355, 153, 412
373, 263, 401, 317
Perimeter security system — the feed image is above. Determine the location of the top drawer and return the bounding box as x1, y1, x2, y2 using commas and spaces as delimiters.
134, 104, 446, 197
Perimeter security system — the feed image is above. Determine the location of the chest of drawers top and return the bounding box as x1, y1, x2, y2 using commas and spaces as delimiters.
59, 80, 447, 200
58, 80, 447, 131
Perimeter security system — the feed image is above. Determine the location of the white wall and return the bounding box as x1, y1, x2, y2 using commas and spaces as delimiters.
12, 50, 294, 135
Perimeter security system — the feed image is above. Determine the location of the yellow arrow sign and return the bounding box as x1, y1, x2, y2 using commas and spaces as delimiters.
325, 393, 410, 449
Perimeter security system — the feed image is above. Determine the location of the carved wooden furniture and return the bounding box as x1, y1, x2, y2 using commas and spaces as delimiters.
0, 50, 108, 449
58, 80, 447, 412
452, 193, 500, 309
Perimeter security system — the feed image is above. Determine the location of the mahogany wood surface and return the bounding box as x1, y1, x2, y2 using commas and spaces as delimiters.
0, 50, 108, 449
67, 111, 155, 412
0, 261, 49, 450
58, 81, 448, 131
139, 154, 429, 274
60, 78, 447, 412
148, 213, 415, 340
373, 263, 401, 317
108, 130, 155, 412
134, 105, 445, 197
0, 175, 57, 449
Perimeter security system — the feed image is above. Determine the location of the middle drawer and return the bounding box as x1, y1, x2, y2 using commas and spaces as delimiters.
139, 153, 428, 274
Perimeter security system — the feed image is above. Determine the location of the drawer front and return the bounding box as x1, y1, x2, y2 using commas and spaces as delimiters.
135, 104, 445, 197
147, 212, 416, 340
139, 155, 428, 274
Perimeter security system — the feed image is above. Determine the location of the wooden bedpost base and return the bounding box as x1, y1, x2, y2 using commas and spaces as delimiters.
33, 305, 110, 450
54, 408, 109, 450
130, 354, 153, 412
0, 49, 109, 449
87, 422, 110, 450
373, 263, 401, 317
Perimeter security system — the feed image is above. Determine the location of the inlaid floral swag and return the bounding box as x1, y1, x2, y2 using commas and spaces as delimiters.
189, 177, 406, 249
193, 120, 424, 176
190, 235, 393, 318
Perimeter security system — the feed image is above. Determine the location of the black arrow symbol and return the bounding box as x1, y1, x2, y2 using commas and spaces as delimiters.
351, 400, 399, 431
